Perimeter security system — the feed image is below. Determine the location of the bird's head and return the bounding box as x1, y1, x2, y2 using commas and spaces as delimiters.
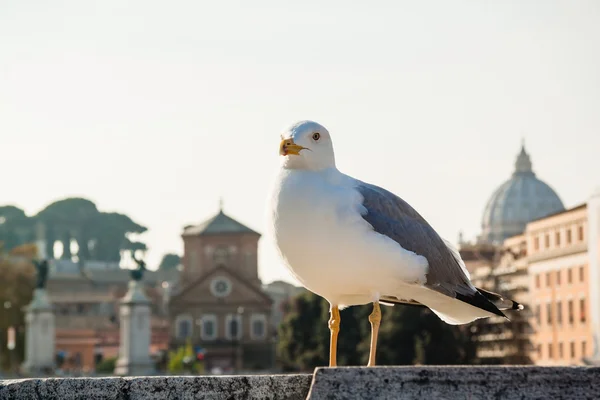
279, 120, 336, 171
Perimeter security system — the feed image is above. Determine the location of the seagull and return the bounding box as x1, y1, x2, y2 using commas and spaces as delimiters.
267, 120, 523, 367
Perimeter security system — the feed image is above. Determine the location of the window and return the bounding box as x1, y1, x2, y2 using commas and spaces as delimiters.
214, 245, 229, 266
568, 268, 573, 284
250, 314, 267, 340
546, 272, 551, 287
535, 304, 541, 325
556, 270, 561, 286
535, 274, 540, 288
566, 229, 572, 244
225, 314, 243, 340
568, 300, 574, 324
189, 250, 198, 271
210, 277, 232, 298
555, 232, 561, 246
176, 315, 193, 339
580, 298, 587, 323
244, 251, 253, 268
200, 315, 218, 341
548, 343, 554, 359
534, 237, 540, 250
546, 303, 552, 324
556, 301, 562, 324
537, 344, 542, 358
578, 226, 584, 241
582, 341, 587, 356
579, 266, 585, 282
571, 342, 576, 358
230, 319, 239, 338
559, 342, 563, 358
544, 234, 550, 248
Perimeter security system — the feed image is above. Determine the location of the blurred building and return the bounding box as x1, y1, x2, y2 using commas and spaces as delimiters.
38, 202, 304, 374
168, 206, 276, 373
479, 143, 564, 244
47, 260, 176, 373
527, 204, 593, 365
459, 142, 589, 364
461, 143, 600, 366
263, 280, 307, 330
468, 234, 533, 364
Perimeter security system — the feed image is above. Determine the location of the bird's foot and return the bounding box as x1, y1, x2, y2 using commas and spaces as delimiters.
329, 305, 341, 367
367, 301, 381, 367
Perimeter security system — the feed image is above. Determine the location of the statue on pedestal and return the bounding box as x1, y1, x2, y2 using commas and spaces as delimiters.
32, 259, 49, 289
130, 251, 147, 282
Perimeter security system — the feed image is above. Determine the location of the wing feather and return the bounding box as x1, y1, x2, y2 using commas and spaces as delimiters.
355, 180, 505, 318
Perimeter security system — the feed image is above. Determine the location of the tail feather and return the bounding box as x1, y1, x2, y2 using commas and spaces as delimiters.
454, 290, 507, 319
477, 287, 524, 311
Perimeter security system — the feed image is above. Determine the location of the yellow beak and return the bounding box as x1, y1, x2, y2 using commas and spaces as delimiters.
279, 138, 307, 156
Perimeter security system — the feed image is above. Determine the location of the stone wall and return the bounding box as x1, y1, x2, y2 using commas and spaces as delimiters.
2, 366, 599, 399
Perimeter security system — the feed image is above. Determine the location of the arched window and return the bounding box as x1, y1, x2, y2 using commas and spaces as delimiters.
250, 314, 267, 340
213, 245, 229, 267
200, 315, 218, 341
225, 314, 242, 340
175, 315, 193, 339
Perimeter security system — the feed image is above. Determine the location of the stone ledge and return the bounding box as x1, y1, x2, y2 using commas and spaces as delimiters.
0, 374, 313, 400
307, 366, 600, 399
2, 366, 600, 400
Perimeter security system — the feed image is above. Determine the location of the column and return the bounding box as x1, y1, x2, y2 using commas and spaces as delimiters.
22, 288, 56, 375
114, 280, 155, 375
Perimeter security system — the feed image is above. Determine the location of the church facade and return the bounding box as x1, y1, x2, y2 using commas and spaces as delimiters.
168, 207, 275, 373
460, 143, 600, 366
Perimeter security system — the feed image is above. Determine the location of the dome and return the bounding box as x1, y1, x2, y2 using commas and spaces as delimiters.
480, 143, 565, 244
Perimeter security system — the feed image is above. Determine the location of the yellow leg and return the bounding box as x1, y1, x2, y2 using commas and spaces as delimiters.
367, 301, 381, 367
328, 305, 341, 367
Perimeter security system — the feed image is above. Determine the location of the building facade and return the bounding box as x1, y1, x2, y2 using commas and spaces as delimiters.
168, 207, 275, 373
526, 205, 593, 365
467, 235, 534, 363
460, 143, 600, 365
47, 260, 175, 373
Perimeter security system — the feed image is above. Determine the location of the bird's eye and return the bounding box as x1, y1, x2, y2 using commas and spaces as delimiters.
312, 132, 321, 141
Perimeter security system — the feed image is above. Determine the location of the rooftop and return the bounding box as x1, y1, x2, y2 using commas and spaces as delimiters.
182, 205, 259, 237
480, 143, 565, 244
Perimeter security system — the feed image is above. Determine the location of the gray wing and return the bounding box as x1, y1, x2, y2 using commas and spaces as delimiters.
355, 180, 505, 317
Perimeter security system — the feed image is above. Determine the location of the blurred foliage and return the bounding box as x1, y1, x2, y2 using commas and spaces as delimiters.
168, 339, 203, 374
277, 291, 477, 372
0, 242, 36, 371
159, 253, 181, 270
0, 198, 147, 264
95, 357, 117, 374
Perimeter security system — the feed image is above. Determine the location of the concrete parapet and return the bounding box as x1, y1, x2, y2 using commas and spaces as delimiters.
2, 366, 599, 399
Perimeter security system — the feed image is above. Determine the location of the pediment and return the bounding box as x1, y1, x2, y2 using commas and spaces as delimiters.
170, 266, 272, 307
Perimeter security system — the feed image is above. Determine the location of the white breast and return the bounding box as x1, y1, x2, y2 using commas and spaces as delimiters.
267, 167, 428, 307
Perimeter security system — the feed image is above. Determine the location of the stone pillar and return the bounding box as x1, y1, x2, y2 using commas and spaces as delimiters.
585, 187, 600, 365
114, 280, 155, 375
22, 289, 55, 375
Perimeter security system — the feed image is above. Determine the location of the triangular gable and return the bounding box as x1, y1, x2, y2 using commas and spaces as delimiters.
170, 265, 273, 306
182, 211, 260, 237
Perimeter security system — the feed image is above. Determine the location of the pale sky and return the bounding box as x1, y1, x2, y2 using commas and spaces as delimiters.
1, 0, 599, 285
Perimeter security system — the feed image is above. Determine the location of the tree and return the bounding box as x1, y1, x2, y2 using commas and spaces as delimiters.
0, 243, 36, 372
0, 198, 147, 264
159, 253, 181, 270
277, 292, 478, 371
0, 206, 34, 250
